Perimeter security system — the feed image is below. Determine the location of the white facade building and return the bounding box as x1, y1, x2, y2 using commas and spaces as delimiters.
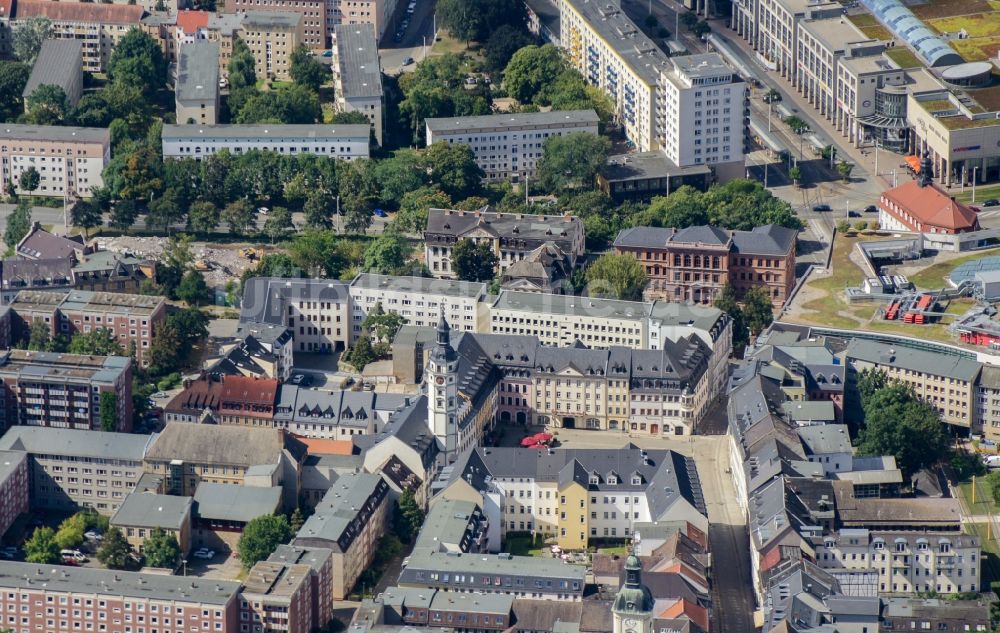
161, 124, 371, 159
661, 54, 747, 181
424, 110, 600, 183
0, 124, 109, 199
332, 24, 384, 145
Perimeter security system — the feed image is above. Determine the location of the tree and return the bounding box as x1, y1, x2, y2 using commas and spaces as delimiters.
168, 307, 210, 347
394, 186, 451, 234
714, 283, 749, 350
187, 200, 219, 235
96, 391, 116, 432
18, 167, 40, 194
263, 207, 294, 243
395, 489, 424, 543
24, 84, 69, 125
372, 149, 428, 208
143, 528, 181, 568
363, 231, 410, 274
641, 187, 709, 228
743, 285, 774, 336
54, 514, 87, 551
536, 132, 610, 193
147, 319, 183, 375
436, 0, 526, 42
789, 165, 802, 186
108, 29, 166, 97
24, 527, 60, 564
452, 239, 498, 282
680, 11, 698, 28
176, 270, 212, 306
585, 253, 648, 301
426, 142, 484, 200
13, 17, 52, 64
484, 25, 535, 71
363, 302, 407, 344
0, 61, 30, 122
228, 38, 257, 91
70, 199, 103, 238
692, 20, 711, 37
854, 220, 868, 232
503, 44, 566, 104
784, 115, 809, 135
69, 328, 124, 356
345, 331, 377, 370
145, 188, 182, 233
303, 189, 335, 229
4, 199, 32, 249
763, 88, 782, 105
331, 111, 370, 124
837, 160, 854, 182
222, 200, 257, 236
398, 53, 491, 142
857, 368, 888, 410
24, 319, 51, 352
97, 527, 132, 570
856, 383, 950, 477
286, 229, 342, 277
836, 219, 850, 233
289, 508, 305, 533
290, 45, 329, 91
238, 515, 292, 570
236, 85, 321, 124
110, 199, 140, 231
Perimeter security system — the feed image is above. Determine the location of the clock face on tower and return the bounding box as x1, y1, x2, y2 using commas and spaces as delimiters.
624, 618, 639, 633
436, 376, 445, 385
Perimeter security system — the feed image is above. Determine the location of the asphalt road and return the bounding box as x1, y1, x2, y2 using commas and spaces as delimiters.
0, 204, 71, 235
379, 0, 438, 74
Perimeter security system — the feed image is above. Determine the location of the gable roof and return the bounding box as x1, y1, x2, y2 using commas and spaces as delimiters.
731, 224, 797, 256
880, 179, 979, 232
145, 423, 306, 467
17, 224, 87, 261
15, 0, 145, 23
671, 225, 731, 246
165, 374, 279, 419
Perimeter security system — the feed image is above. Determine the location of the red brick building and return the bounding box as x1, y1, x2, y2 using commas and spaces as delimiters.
614, 224, 797, 308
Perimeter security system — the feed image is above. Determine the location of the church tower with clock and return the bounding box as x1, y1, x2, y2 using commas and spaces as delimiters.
612, 550, 654, 633
427, 310, 458, 463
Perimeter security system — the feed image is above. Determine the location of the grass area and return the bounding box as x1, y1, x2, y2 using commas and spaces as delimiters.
793, 234, 878, 324
506, 534, 548, 557
847, 15, 893, 39
254, 79, 294, 91
928, 13, 1000, 37
430, 29, 477, 57
966, 522, 1000, 584
907, 247, 1000, 290
959, 479, 1000, 513
955, 183, 1000, 203
598, 546, 629, 556
950, 38, 999, 62
885, 47, 926, 69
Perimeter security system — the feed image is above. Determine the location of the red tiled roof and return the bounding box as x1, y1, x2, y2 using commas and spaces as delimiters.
659, 599, 710, 632
294, 436, 354, 456
167, 374, 279, 420
15, 0, 144, 23
176, 9, 209, 33
0, 0, 12, 18
880, 180, 980, 233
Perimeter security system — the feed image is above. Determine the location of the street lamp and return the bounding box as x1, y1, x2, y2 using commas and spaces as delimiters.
973, 166, 980, 203
181, 559, 187, 576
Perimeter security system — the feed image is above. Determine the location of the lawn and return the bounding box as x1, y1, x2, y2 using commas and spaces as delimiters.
959, 479, 1000, 514
949, 37, 1000, 62
955, 182, 1000, 203
506, 533, 548, 557
791, 233, 879, 325
884, 47, 926, 69
848, 15, 893, 39
906, 247, 1000, 290
928, 13, 1000, 37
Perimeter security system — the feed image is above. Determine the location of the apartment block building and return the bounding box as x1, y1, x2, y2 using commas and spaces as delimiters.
844, 339, 980, 430
813, 529, 981, 595
267, 544, 335, 630
239, 11, 306, 80
425, 208, 585, 278
8, 290, 166, 365
242, 562, 318, 633
12, 0, 146, 72
175, 41, 220, 125
349, 274, 488, 342
0, 350, 133, 432
0, 124, 110, 199
163, 374, 279, 426
333, 0, 396, 42
0, 563, 241, 632
557, 0, 667, 153
661, 54, 746, 180
613, 224, 798, 307
489, 291, 650, 349
225, 0, 324, 48
293, 473, 389, 599
976, 365, 1000, 443
0, 450, 27, 538
162, 124, 371, 160
0, 427, 151, 515
332, 24, 384, 145
22, 40, 84, 110
434, 446, 708, 552
240, 277, 351, 353
424, 110, 600, 183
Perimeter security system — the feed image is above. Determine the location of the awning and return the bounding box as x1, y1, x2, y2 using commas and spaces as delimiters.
905, 155, 921, 172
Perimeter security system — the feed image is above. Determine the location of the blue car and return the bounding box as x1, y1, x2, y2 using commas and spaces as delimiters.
373, 208, 387, 217
321, 50, 333, 57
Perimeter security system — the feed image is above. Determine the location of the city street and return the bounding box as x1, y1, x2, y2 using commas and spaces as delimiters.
379, 0, 438, 74
0, 203, 71, 235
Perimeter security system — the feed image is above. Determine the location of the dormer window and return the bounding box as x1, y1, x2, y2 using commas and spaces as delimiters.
589, 476, 599, 485
631, 476, 642, 485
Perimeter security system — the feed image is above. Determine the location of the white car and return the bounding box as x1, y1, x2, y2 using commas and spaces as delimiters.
192, 548, 215, 560
84, 531, 102, 541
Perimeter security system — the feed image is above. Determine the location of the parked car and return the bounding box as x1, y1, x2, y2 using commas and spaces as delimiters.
193, 548, 215, 560
983, 199, 999, 207
402, 56, 414, 66
864, 204, 877, 213
848, 211, 860, 218
153, 391, 168, 399
84, 530, 103, 541
373, 208, 387, 217
812, 204, 832, 212
257, 207, 270, 215
322, 50, 333, 57
0, 547, 18, 559
983, 454, 1000, 469
290, 373, 312, 386
60, 550, 87, 563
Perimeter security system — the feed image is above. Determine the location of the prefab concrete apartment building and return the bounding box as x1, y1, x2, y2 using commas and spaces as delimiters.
332, 23, 384, 145
425, 110, 600, 183
161, 124, 371, 160
0, 124, 110, 199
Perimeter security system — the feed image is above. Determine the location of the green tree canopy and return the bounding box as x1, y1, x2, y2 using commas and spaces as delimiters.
713, 283, 749, 350
99, 391, 118, 432
238, 515, 292, 570
536, 132, 610, 193
17, 167, 40, 194
289, 45, 329, 91
70, 199, 103, 238
394, 186, 451, 234
54, 514, 87, 551
236, 85, 321, 124
12, 17, 52, 64
108, 28, 167, 97
426, 142, 484, 200
143, 528, 181, 568
639, 180, 803, 231
856, 383, 950, 477
437, 0, 527, 42
585, 253, 648, 301
0, 61, 30, 122
363, 231, 411, 274
484, 24, 535, 71
262, 207, 294, 243
503, 44, 565, 104
4, 199, 32, 249
451, 239, 498, 282
398, 53, 491, 144
24, 527, 60, 564
394, 488, 425, 543
176, 270, 212, 306
69, 328, 125, 356
286, 229, 343, 277
742, 285, 774, 336
24, 83, 70, 125
97, 527, 133, 570
222, 200, 257, 236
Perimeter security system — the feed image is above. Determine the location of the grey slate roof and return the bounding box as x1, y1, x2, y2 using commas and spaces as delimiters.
492, 291, 650, 320
176, 41, 219, 104
399, 550, 585, 586
844, 339, 982, 381
614, 223, 797, 256
0, 123, 108, 144
426, 110, 599, 133
267, 544, 334, 574
601, 151, 711, 184
0, 426, 152, 461
22, 39, 82, 99
17, 225, 86, 260
162, 124, 370, 141
274, 386, 410, 427
0, 257, 74, 292
614, 226, 674, 249
413, 499, 485, 554
111, 491, 192, 530
333, 23, 382, 99
731, 224, 797, 256
240, 277, 350, 326
672, 225, 732, 246
426, 208, 581, 244
351, 273, 486, 299
193, 482, 282, 523
145, 423, 307, 467
796, 424, 851, 455
241, 10, 301, 28
0, 562, 240, 604
295, 473, 386, 551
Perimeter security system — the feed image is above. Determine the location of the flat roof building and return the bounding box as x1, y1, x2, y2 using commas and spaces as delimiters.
22, 39, 83, 109
0, 124, 110, 199
425, 110, 600, 183
162, 124, 370, 160
332, 24, 383, 145
175, 41, 220, 125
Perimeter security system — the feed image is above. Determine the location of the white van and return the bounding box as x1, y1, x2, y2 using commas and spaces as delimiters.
982, 454, 1000, 469
60, 549, 87, 562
